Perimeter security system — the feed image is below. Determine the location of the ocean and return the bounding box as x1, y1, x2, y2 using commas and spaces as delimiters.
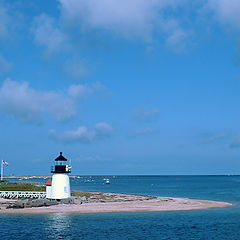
0, 175, 239, 239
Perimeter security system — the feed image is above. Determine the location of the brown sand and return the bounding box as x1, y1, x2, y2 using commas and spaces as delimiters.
0, 193, 232, 214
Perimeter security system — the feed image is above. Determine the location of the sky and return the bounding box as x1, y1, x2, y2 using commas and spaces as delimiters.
1, 0, 240, 175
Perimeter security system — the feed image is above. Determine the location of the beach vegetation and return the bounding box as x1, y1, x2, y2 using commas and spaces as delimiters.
71, 190, 92, 198
0, 184, 46, 192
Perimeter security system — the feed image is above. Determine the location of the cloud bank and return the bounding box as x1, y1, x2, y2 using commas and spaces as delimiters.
30, 0, 240, 65
32, 13, 67, 55
59, 0, 169, 41
207, 0, 240, 30
0, 79, 103, 123
29, 0, 191, 53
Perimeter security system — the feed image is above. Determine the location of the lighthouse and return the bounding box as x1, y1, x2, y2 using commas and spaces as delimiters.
49, 152, 71, 200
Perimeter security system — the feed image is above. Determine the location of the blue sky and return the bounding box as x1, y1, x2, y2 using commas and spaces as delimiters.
1, 0, 240, 175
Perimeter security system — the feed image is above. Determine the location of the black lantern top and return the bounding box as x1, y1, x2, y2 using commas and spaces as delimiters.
51, 152, 71, 174
55, 152, 67, 161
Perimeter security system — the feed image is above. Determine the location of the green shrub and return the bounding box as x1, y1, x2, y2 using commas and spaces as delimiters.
0, 184, 45, 192
71, 190, 92, 198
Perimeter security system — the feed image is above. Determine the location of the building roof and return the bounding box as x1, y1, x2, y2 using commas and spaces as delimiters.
55, 152, 67, 161
45, 179, 52, 186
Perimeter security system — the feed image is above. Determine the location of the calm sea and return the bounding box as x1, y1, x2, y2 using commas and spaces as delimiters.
1, 175, 240, 239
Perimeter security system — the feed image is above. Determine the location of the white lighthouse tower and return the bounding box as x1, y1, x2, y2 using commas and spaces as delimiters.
49, 152, 71, 200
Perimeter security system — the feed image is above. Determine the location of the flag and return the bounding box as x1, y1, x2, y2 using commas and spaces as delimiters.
3, 161, 8, 166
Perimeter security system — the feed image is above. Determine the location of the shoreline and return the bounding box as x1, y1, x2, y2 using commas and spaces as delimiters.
0, 191, 232, 214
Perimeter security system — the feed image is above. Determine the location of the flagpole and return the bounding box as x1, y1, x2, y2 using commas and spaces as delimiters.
1, 160, 3, 181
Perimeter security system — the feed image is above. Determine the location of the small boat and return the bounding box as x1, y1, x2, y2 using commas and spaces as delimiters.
105, 179, 110, 184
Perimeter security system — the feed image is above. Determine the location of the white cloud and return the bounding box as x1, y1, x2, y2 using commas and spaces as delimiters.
204, 1, 240, 65
30, 0, 192, 64
32, 14, 67, 55
130, 128, 159, 137
95, 122, 114, 137
0, 79, 102, 123
32, 14, 91, 78
68, 84, 92, 98
59, 0, 189, 44
207, 0, 240, 30
0, 79, 76, 123
68, 81, 106, 98
49, 122, 114, 143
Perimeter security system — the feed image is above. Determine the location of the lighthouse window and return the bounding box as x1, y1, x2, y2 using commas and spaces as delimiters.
56, 161, 66, 166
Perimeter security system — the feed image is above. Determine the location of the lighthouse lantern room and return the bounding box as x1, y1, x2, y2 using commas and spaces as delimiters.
49, 152, 71, 200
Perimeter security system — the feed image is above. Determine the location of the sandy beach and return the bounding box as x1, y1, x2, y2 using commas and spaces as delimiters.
0, 191, 232, 214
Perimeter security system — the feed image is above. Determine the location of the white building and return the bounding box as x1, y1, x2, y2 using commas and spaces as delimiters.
47, 152, 71, 200
45, 179, 52, 198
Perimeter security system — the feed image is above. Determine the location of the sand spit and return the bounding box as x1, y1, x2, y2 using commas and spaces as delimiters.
0, 191, 232, 214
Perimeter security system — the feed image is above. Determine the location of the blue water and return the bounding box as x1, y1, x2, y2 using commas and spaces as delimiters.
1, 175, 240, 239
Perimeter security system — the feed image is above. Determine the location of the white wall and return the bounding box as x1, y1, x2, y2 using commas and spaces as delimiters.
50, 174, 71, 199
46, 185, 52, 199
